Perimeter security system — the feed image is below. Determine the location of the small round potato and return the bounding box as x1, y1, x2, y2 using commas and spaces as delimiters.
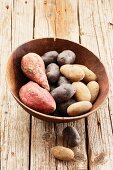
46, 63, 60, 83
72, 82, 91, 101
75, 64, 97, 82
57, 99, 76, 115
63, 126, 80, 147
60, 65, 85, 82
67, 101, 92, 116
57, 50, 76, 66
57, 76, 70, 86
87, 81, 99, 103
42, 51, 58, 65
51, 146, 74, 161
51, 84, 75, 103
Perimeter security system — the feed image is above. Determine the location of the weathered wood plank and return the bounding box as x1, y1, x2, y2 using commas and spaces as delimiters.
1, 0, 34, 169
30, 1, 56, 170
55, 1, 87, 170
79, 0, 113, 169
30, 0, 87, 170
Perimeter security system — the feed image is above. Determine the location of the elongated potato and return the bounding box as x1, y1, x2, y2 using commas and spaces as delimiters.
87, 81, 99, 103
67, 101, 92, 116
51, 146, 74, 161
51, 84, 75, 103
57, 50, 76, 66
21, 53, 50, 91
60, 65, 85, 82
72, 82, 91, 101
46, 63, 60, 83
19, 81, 56, 114
74, 64, 97, 82
42, 51, 58, 65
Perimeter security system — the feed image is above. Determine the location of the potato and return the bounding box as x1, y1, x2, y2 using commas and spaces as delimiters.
57, 50, 76, 66
57, 99, 76, 115
46, 63, 60, 83
87, 81, 99, 103
57, 76, 70, 86
51, 84, 75, 103
63, 126, 80, 147
60, 65, 85, 82
67, 101, 92, 116
21, 53, 50, 91
42, 51, 58, 65
51, 146, 74, 161
72, 82, 91, 101
75, 64, 97, 82
19, 81, 56, 114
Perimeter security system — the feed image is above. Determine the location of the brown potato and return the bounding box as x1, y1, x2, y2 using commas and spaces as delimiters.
51, 146, 74, 161
60, 65, 85, 82
75, 64, 97, 82
67, 101, 92, 116
57, 50, 76, 66
87, 81, 99, 103
42, 51, 58, 65
46, 63, 60, 83
51, 84, 75, 103
72, 82, 91, 101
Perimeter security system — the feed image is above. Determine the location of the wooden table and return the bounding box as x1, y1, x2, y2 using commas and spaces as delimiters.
1, 0, 113, 169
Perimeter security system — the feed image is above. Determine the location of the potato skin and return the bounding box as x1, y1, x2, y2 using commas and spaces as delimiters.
63, 126, 80, 147
51, 84, 75, 103
46, 63, 60, 83
72, 82, 91, 101
87, 81, 99, 103
42, 51, 58, 65
19, 81, 56, 114
57, 99, 76, 115
57, 76, 70, 86
57, 50, 76, 66
67, 101, 92, 116
51, 146, 74, 161
75, 64, 97, 82
21, 53, 50, 91
60, 65, 85, 82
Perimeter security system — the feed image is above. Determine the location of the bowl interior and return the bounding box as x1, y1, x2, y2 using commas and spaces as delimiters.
6, 38, 109, 122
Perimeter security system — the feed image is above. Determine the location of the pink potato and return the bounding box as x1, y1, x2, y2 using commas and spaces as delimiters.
19, 81, 56, 114
21, 53, 50, 91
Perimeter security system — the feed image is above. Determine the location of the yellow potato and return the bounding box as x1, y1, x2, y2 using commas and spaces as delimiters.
87, 81, 99, 103
60, 64, 85, 82
51, 146, 74, 161
67, 101, 92, 116
72, 82, 91, 101
74, 64, 97, 82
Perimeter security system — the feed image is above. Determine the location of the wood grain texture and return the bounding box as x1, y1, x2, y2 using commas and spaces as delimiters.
79, 0, 113, 169
30, 0, 87, 170
30, 1, 56, 170
1, 0, 34, 169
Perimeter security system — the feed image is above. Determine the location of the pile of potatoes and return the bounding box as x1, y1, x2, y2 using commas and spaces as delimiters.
19, 50, 99, 117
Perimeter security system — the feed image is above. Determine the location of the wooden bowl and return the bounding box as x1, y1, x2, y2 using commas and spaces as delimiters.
6, 38, 109, 123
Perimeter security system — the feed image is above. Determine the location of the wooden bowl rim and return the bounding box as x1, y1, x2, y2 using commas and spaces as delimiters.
6, 38, 110, 121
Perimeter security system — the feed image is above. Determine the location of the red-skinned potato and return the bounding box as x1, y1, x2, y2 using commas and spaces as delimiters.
19, 81, 56, 114
21, 53, 50, 91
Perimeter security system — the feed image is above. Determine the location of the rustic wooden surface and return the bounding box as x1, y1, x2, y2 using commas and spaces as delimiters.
1, 0, 113, 170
